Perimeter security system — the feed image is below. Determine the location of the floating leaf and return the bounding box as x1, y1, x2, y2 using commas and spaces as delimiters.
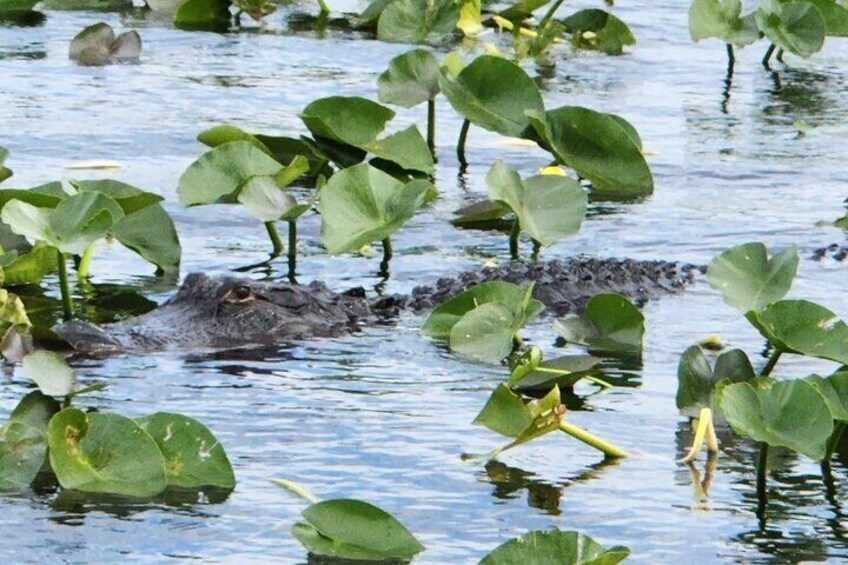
292, 499, 424, 561
555, 293, 644, 355
676, 346, 754, 416
689, 0, 761, 46
136, 413, 235, 489
755, 0, 825, 58
562, 9, 637, 55
48, 408, 167, 497
510, 354, 603, 392
746, 300, 848, 365
174, 0, 232, 32
377, 0, 459, 43
450, 302, 517, 363
707, 242, 798, 314
318, 163, 436, 254
21, 350, 75, 397
527, 107, 653, 199
378, 48, 441, 108
480, 528, 630, 565
717, 377, 833, 461
486, 160, 586, 247
439, 55, 544, 138
0, 391, 59, 490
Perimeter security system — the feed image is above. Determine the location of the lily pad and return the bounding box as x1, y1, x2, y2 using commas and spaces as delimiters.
527, 107, 653, 199
47, 408, 167, 497
292, 498, 424, 561
174, 0, 232, 32
301, 96, 395, 148
480, 528, 630, 565
676, 346, 754, 416
746, 299, 848, 365
450, 199, 511, 228
707, 242, 798, 314
0, 391, 60, 490
755, 0, 825, 58
377, 0, 460, 43
449, 302, 517, 363
318, 163, 436, 254
555, 293, 644, 356
510, 354, 603, 392
378, 48, 441, 108
717, 377, 833, 461
486, 160, 587, 247
805, 372, 848, 422
0, 145, 10, 184
562, 9, 637, 55
474, 384, 563, 441
439, 55, 544, 138
21, 350, 75, 397
689, 0, 761, 46
136, 412, 235, 489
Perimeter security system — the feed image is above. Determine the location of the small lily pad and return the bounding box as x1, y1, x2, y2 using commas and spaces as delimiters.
510, 354, 603, 392
555, 293, 644, 356
21, 350, 75, 397
0, 391, 60, 490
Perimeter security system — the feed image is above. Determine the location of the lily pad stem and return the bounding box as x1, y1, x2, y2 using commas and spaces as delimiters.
761, 349, 783, 377
427, 98, 437, 161
509, 220, 520, 259
76, 243, 95, 279
382, 237, 393, 264
57, 252, 73, 321
756, 442, 768, 505
537, 0, 566, 30
558, 421, 628, 459
726, 43, 735, 67
316, 0, 330, 14
287, 221, 297, 262
457, 119, 470, 168
824, 421, 846, 462
762, 43, 776, 68
531, 239, 541, 261
271, 478, 320, 504
265, 221, 284, 258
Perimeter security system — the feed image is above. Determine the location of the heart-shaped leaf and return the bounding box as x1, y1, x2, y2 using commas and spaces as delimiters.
449, 302, 517, 363
708, 242, 798, 313
676, 346, 754, 416
480, 528, 630, 565
756, 0, 826, 58
377, 0, 460, 43
689, 0, 761, 45
510, 354, 603, 392
21, 350, 75, 397
0, 391, 60, 490
555, 293, 644, 355
378, 48, 441, 108
301, 97, 395, 147
48, 408, 167, 497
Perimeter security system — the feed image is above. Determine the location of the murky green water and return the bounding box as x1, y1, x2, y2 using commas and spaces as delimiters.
2, 1, 848, 562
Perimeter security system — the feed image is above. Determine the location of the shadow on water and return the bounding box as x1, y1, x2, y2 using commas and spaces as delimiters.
760, 68, 840, 126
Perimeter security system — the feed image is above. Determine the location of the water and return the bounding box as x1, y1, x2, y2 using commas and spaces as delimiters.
2, 2, 848, 562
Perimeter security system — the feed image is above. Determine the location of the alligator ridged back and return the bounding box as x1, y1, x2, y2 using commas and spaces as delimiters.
404, 258, 702, 315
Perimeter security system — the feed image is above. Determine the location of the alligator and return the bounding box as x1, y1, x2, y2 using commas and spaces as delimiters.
54, 258, 701, 353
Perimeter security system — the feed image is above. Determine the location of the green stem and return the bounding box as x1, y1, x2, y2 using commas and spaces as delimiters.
457, 119, 470, 168
761, 349, 783, 377
270, 478, 320, 504
537, 0, 566, 30
756, 442, 769, 505
382, 237, 393, 264
825, 421, 846, 462
558, 421, 628, 459
762, 43, 776, 67
76, 243, 95, 279
287, 221, 297, 261
316, 0, 329, 14
531, 239, 541, 261
726, 43, 735, 67
509, 220, 520, 259
427, 98, 436, 162
57, 252, 73, 321
776, 48, 784, 63
265, 221, 284, 258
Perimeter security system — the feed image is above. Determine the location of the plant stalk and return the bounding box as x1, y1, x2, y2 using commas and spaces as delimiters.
762, 43, 776, 67
76, 243, 95, 279
558, 421, 629, 459
761, 349, 783, 377
531, 239, 541, 261
726, 43, 735, 67
457, 119, 470, 168
316, 0, 329, 14
265, 221, 284, 258
271, 478, 320, 504
537, 0, 566, 30
381, 237, 393, 264
56, 252, 73, 321
287, 221, 297, 261
756, 442, 769, 505
509, 220, 520, 259
427, 98, 437, 162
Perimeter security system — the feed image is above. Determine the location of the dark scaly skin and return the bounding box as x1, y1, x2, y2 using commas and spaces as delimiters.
54, 258, 701, 353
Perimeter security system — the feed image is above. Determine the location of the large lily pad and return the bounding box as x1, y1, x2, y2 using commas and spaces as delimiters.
554, 293, 644, 356
0, 391, 60, 490
689, 0, 761, 45
136, 412, 235, 489
292, 498, 424, 561
707, 242, 798, 314
717, 377, 833, 461
527, 107, 653, 199
317, 163, 436, 254
746, 300, 848, 365
755, 0, 826, 58
480, 528, 630, 565
439, 55, 544, 138
377, 0, 460, 43
48, 408, 167, 497
486, 160, 586, 247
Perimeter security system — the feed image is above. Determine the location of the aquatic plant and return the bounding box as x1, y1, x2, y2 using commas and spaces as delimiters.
0, 351, 234, 496
689, 0, 848, 67
555, 293, 645, 357
174, 0, 277, 31
0, 0, 39, 15
0, 146, 11, 184
273, 479, 425, 561
69, 22, 141, 66
0, 179, 181, 319
480, 528, 630, 564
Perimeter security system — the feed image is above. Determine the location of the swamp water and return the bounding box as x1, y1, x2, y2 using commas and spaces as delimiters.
2, 0, 848, 562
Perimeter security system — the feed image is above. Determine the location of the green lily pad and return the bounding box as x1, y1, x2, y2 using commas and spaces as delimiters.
527, 107, 653, 199
805, 372, 848, 422
174, 0, 232, 32
480, 528, 630, 565
707, 242, 798, 314
449, 302, 517, 363
486, 160, 587, 247
0, 391, 60, 490
717, 377, 834, 461
317, 163, 436, 254
804, 0, 848, 36
510, 354, 603, 392
0, 146, 10, 184
554, 293, 644, 356
755, 0, 825, 58
377, 0, 459, 43
21, 350, 75, 397
48, 408, 167, 497
439, 54, 544, 138
0, 0, 39, 14
689, 0, 762, 46
301, 96, 395, 148
450, 199, 511, 228
292, 498, 424, 561
746, 299, 848, 365
378, 48, 441, 108
362, 125, 434, 173
111, 204, 181, 274
136, 412, 235, 489
474, 384, 563, 440
0, 242, 56, 285
562, 9, 637, 55
676, 346, 754, 416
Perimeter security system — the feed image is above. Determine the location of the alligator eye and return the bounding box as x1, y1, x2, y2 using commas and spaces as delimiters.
224, 285, 253, 303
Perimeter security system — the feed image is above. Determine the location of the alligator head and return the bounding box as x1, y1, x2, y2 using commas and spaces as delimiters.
54, 273, 372, 352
